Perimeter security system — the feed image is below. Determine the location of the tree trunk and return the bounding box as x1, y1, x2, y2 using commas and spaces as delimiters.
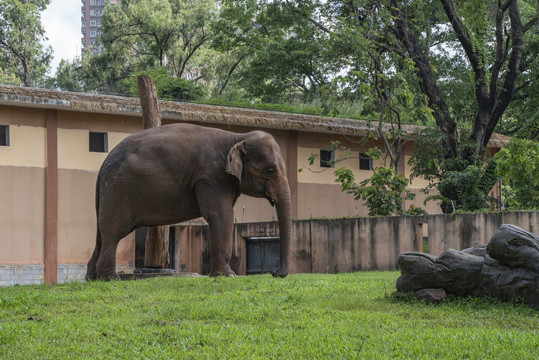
144, 226, 170, 269
137, 75, 170, 269
138, 75, 162, 129
389, 0, 459, 157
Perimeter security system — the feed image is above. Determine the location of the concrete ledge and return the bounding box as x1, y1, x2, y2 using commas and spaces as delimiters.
0, 263, 134, 286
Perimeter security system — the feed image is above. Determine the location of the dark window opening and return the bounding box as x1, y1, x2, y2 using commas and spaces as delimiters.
359, 153, 373, 170
0, 125, 9, 146
320, 149, 335, 168
89, 131, 108, 152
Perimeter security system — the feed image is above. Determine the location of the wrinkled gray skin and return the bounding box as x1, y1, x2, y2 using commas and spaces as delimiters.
86, 123, 292, 280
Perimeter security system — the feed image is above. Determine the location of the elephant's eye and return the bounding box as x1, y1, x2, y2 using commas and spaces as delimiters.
265, 168, 275, 177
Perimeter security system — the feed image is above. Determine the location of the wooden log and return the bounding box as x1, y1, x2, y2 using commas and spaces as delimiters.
144, 226, 170, 269
137, 74, 170, 269
138, 75, 162, 127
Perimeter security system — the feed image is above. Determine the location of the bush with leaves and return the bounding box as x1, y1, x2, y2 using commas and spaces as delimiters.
127, 67, 205, 101
494, 139, 539, 210
334, 166, 423, 217
408, 127, 499, 213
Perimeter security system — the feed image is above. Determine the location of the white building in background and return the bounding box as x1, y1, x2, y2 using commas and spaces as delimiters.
81, 0, 119, 55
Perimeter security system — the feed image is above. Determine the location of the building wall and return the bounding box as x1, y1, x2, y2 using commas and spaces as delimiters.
177, 212, 539, 276
0, 106, 136, 284
295, 131, 442, 218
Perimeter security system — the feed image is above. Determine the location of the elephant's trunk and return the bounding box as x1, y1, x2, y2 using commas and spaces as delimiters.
272, 176, 292, 277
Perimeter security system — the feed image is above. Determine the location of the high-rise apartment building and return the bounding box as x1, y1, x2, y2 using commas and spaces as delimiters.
81, 0, 119, 55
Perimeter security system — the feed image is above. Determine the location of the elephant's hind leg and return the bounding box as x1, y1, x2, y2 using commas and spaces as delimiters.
95, 227, 122, 280
85, 228, 102, 280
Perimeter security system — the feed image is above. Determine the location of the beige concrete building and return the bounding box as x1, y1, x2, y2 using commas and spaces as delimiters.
0, 85, 508, 284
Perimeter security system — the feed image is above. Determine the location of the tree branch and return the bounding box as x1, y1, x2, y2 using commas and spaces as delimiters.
484, 0, 525, 148
489, 0, 506, 105
389, 0, 458, 156
218, 53, 247, 95
523, 16, 538, 33
440, 0, 483, 76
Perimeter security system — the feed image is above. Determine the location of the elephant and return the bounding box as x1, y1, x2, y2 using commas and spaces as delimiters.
86, 123, 292, 280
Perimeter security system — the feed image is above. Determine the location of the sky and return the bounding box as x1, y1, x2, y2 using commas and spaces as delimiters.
42, 0, 82, 75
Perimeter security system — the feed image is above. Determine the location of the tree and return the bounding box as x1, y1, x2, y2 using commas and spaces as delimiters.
48, 58, 84, 92
388, 0, 538, 212
213, 0, 333, 103
92, 0, 216, 94
0, 0, 52, 86
283, 0, 538, 212
137, 75, 170, 269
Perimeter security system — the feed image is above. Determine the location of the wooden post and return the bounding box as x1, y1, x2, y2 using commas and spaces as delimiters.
138, 75, 162, 129
417, 223, 424, 253
137, 75, 170, 268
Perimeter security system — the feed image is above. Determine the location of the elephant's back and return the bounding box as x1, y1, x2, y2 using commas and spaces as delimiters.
98, 123, 236, 184
113, 123, 236, 154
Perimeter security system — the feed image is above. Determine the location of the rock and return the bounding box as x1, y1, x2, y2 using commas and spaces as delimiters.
475, 256, 539, 308
396, 249, 484, 296
414, 288, 447, 303
487, 224, 539, 273
462, 244, 487, 257
395, 224, 539, 308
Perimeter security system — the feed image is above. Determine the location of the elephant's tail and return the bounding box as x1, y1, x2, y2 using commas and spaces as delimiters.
95, 172, 101, 218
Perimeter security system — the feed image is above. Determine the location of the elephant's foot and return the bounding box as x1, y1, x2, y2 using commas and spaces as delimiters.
85, 272, 97, 281
97, 271, 121, 281
86, 261, 98, 281
210, 266, 236, 277
272, 268, 289, 278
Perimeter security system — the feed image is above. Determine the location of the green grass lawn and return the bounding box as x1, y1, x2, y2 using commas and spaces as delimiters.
0, 272, 537, 359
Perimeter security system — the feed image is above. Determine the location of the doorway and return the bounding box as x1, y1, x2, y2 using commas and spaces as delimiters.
246, 236, 280, 275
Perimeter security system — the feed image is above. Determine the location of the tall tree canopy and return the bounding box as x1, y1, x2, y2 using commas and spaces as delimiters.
217, 0, 537, 212
0, 0, 52, 86
213, 0, 335, 103
88, 0, 216, 94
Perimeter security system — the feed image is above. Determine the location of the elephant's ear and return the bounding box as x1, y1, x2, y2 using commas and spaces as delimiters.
226, 140, 246, 182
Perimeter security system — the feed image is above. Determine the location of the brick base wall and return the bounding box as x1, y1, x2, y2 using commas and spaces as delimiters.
0, 263, 133, 286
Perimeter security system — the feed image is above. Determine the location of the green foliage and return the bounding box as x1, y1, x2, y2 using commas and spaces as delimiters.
334, 166, 422, 216
213, 0, 333, 103
79, 0, 216, 95
0, 67, 22, 86
494, 139, 539, 210
0, 0, 52, 86
127, 67, 205, 101
408, 128, 500, 212
0, 273, 537, 359
47, 58, 84, 92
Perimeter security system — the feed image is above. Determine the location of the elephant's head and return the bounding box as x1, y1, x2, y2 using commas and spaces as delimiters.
226, 131, 291, 277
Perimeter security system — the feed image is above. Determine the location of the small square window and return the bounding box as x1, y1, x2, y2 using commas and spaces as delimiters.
0, 125, 9, 146
359, 153, 373, 170
89, 132, 108, 152
320, 149, 335, 168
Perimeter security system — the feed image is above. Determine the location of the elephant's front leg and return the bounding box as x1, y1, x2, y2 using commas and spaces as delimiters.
208, 212, 236, 277
196, 184, 237, 277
